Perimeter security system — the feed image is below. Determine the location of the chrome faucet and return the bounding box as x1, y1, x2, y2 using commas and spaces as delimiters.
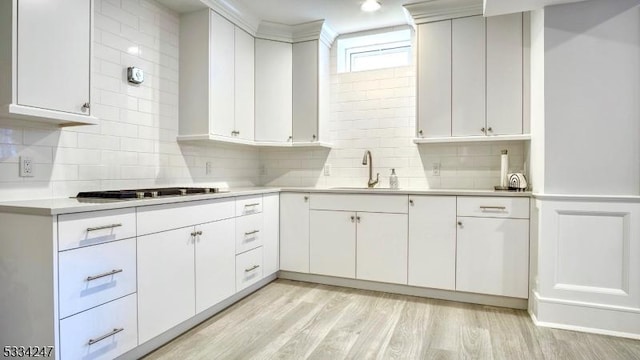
362, 150, 379, 188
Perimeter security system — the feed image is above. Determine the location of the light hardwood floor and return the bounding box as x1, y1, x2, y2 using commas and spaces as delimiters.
145, 279, 640, 360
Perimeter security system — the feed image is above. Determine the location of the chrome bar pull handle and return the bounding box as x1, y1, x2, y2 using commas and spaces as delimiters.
245, 230, 260, 236
88, 328, 124, 346
86, 223, 122, 232
479, 206, 506, 210
245, 264, 260, 272
244, 203, 260, 207
86, 269, 123, 282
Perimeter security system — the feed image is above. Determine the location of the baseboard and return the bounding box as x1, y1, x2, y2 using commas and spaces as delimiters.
530, 291, 640, 340
278, 271, 528, 310
117, 273, 278, 360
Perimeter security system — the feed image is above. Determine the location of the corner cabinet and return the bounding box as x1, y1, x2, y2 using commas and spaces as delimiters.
178, 9, 254, 143
416, 13, 525, 142
0, 0, 97, 126
279, 192, 311, 272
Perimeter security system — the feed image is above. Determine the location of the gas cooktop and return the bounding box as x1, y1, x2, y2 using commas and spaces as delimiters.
76, 187, 224, 200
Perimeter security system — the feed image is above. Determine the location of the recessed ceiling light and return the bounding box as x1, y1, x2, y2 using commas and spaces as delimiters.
361, 0, 381, 12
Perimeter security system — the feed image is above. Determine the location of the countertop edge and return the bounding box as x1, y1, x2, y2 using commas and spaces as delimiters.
280, 187, 532, 197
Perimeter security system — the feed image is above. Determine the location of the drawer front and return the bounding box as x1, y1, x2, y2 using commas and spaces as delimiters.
236, 247, 263, 291
457, 196, 529, 219
137, 198, 235, 235
59, 294, 138, 360
59, 238, 136, 319
236, 213, 263, 254
58, 208, 136, 251
236, 195, 263, 216
310, 194, 408, 214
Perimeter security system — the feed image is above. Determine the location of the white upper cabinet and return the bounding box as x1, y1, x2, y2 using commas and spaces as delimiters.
255, 39, 293, 143
179, 9, 254, 143
415, 13, 525, 142
293, 41, 319, 143
0, 0, 97, 126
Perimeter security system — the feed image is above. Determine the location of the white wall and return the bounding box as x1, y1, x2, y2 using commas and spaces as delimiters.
0, 0, 260, 201
262, 32, 526, 189
529, 9, 545, 193
543, 0, 640, 195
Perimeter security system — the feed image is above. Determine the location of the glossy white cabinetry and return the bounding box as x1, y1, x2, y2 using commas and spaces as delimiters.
235, 213, 263, 254
236, 247, 264, 291
255, 39, 293, 143
416, 13, 524, 141
457, 196, 529, 219
195, 218, 236, 314
57, 208, 136, 251
262, 193, 280, 276
280, 192, 310, 272
310, 210, 356, 278
357, 212, 408, 284
137, 227, 196, 343
178, 9, 254, 143
408, 196, 457, 290
0, 0, 97, 125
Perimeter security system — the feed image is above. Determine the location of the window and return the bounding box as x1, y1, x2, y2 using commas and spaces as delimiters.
337, 28, 412, 73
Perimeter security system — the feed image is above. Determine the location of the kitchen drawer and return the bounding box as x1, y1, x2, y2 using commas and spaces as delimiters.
137, 198, 234, 235
59, 294, 138, 360
236, 195, 263, 216
236, 246, 263, 291
59, 238, 136, 319
58, 208, 136, 251
457, 196, 529, 219
235, 213, 263, 254
310, 194, 408, 214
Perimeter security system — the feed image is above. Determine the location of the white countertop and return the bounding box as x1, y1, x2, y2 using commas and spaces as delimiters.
0, 187, 530, 216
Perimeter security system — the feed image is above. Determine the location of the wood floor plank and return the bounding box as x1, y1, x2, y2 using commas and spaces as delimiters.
145, 280, 640, 360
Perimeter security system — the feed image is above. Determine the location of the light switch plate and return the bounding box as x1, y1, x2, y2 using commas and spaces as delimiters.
324, 164, 331, 176
432, 162, 441, 176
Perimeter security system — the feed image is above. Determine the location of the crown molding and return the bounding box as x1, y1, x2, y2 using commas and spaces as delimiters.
256, 20, 338, 46
404, 0, 483, 24
256, 21, 295, 42
200, 0, 261, 35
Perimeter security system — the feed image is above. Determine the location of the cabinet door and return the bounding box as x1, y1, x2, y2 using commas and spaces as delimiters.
487, 13, 523, 135
310, 210, 356, 278
279, 193, 310, 272
452, 16, 486, 137
17, 0, 90, 114
195, 218, 235, 314
417, 21, 451, 138
138, 228, 195, 343
408, 196, 456, 290
210, 11, 235, 138
262, 193, 280, 276
234, 27, 255, 141
456, 217, 529, 298
293, 41, 319, 142
357, 212, 408, 284
255, 39, 293, 142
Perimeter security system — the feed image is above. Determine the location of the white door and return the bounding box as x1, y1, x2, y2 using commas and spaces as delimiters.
262, 193, 280, 276
292, 41, 319, 142
17, 0, 90, 114
310, 210, 356, 278
194, 218, 236, 314
456, 217, 529, 298
408, 196, 457, 290
486, 13, 523, 135
138, 227, 195, 343
210, 11, 235, 138
357, 212, 408, 284
417, 21, 451, 138
255, 39, 293, 142
452, 16, 486, 137
234, 27, 255, 141
279, 193, 310, 272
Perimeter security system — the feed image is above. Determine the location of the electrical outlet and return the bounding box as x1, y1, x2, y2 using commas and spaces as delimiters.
432, 162, 441, 177
323, 163, 331, 176
260, 165, 267, 176
20, 156, 34, 177
205, 161, 212, 175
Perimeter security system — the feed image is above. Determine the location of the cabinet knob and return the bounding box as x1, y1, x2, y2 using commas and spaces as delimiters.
351, 215, 355, 223
288, 135, 293, 142
487, 127, 493, 133
81, 102, 90, 112
191, 231, 198, 237
481, 127, 486, 134
356, 216, 361, 223
312, 134, 317, 141
231, 130, 240, 136
196, 230, 203, 235
304, 196, 309, 202
457, 221, 463, 226
418, 129, 423, 137
409, 199, 414, 206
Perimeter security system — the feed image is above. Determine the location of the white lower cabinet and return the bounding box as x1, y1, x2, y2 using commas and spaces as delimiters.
310, 210, 356, 278
280, 192, 310, 272
357, 212, 408, 285
137, 227, 196, 344
236, 247, 264, 291
456, 217, 529, 298
262, 193, 280, 276
408, 196, 457, 290
59, 294, 138, 360
195, 218, 236, 313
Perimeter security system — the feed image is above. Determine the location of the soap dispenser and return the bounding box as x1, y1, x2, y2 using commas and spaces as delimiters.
390, 169, 399, 189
